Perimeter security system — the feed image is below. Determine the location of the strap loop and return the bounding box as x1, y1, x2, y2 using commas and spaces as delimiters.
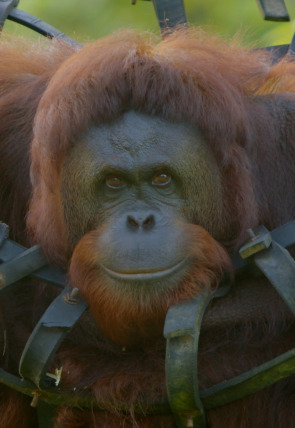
165, 224, 295, 427
164, 285, 230, 428
239, 225, 295, 315
19, 289, 88, 389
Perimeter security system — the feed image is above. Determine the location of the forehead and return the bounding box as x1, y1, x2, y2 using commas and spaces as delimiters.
78, 111, 208, 167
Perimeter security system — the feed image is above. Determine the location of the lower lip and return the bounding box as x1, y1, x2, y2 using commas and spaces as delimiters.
100, 260, 186, 281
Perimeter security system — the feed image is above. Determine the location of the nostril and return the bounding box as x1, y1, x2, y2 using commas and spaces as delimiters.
142, 214, 155, 230
127, 213, 155, 230
127, 215, 139, 229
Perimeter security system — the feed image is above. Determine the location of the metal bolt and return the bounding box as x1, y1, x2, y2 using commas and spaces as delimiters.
30, 392, 40, 408
247, 228, 257, 241
46, 367, 63, 386
64, 287, 79, 304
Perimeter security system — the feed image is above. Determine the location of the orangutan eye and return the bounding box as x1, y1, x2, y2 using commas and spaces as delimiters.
105, 175, 125, 189
152, 172, 171, 187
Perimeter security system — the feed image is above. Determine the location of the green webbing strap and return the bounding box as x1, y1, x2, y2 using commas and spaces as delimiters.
199, 228, 295, 410
200, 347, 295, 409
164, 285, 230, 428
19, 289, 88, 389
152, 0, 187, 32
0, 368, 91, 407
0, 367, 173, 413
1, 221, 295, 428
164, 226, 295, 427
1, 346, 295, 415
164, 291, 210, 428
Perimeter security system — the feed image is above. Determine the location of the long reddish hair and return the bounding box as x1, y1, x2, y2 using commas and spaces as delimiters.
0, 30, 294, 260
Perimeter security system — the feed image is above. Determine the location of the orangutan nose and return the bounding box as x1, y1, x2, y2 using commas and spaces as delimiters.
126, 212, 156, 231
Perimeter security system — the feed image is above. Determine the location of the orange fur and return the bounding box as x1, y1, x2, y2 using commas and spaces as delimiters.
69, 225, 232, 347
0, 29, 294, 428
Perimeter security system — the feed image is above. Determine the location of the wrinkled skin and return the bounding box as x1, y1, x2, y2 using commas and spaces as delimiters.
62, 112, 230, 347
61, 111, 223, 256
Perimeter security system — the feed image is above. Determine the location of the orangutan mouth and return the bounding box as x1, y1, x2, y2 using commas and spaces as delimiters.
100, 260, 187, 281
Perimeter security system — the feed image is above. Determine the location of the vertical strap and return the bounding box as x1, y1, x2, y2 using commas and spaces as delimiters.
164, 291, 209, 427
256, 0, 290, 21
36, 401, 58, 428
164, 284, 230, 428
152, 0, 187, 33
253, 241, 295, 315
0, 222, 9, 247
239, 225, 295, 315
287, 32, 295, 58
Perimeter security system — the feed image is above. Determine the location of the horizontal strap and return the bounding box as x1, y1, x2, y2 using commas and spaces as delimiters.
0, 245, 48, 292
8, 7, 80, 46
201, 347, 295, 409
2, 348, 295, 414
233, 220, 295, 271
0, 224, 65, 287
0, 368, 172, 413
